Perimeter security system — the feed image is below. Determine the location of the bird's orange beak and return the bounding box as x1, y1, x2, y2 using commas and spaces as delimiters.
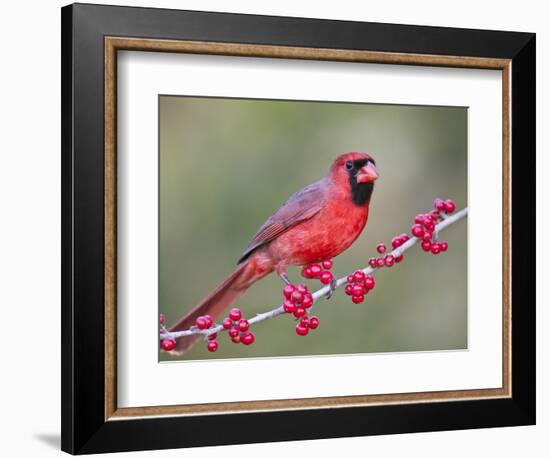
356, 162, 379, 183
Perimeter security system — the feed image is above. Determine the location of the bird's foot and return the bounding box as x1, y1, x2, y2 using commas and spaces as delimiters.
325, 278, 337, 300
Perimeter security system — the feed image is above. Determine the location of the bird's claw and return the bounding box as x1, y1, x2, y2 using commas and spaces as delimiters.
325, 278, 337, 300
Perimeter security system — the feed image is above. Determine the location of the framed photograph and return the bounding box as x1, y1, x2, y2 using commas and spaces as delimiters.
61, 3, 535, 454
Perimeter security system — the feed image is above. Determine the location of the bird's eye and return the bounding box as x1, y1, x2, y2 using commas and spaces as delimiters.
345, 160, 353, 170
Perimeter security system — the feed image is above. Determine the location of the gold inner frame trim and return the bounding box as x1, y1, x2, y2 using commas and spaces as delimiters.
104, 37, 512, 421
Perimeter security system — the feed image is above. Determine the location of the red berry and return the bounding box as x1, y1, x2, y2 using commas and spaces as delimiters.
424, 220, 435, 231
159, 313, 165, 324
310, 264, 322, 277
395, 254, 404, 263
351, 294, 365, 304
322, 259, 333, 269
422, 231, 433, 242
376, 243, 387, 254
208, 332, 217, 341
444, 199, 456, 213
296, 324, 309, 336
400, 233, 410, 243
241, 332, 255, 345
434, 198, 446, 212
440, 241, 449, 252
352, 283, 365, 296
421, 240, 432, 252
297, 283, 309, 294
222, 317, 233, 329
229, 308, 242, 321
364, 275, 375, 289
391, 236, 403, 248
411, 224, 424, 237
376, 258, 385, 268
283, 299, 297, 313
291, 290, 303, 303
302, 293, 313, 308
415, 214, 425, 224
299, 316, 310, 327
228, 327, 239, 338
207, 341, 218, 352
231, 334, 241, 344
431, 243, 441, 255
195, 316, 209, 330
309, 316, 320, 330
283, 284, 296, 299
384, 254, 395, 267
161, 338, 176, 351
345, 284, 354, 296
353, 270, 366, 282
237, 319, 249, 332
302, 266, 314, 278
369, 258, 378, 268
430, 210, 440, 219
294, 307, 306, 318
319, 271, 333, 284
203, 315, 214, 328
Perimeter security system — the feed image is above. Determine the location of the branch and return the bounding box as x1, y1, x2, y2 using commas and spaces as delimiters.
161, 206, 468, 342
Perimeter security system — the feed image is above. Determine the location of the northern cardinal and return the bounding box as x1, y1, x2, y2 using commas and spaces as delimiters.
168, 152, 379, 354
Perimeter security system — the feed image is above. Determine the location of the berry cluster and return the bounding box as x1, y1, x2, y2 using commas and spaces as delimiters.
282, 283, 320, 336
190, 314, 220, 352
159, 313, 177, 351
344, 270, 376, 304
411, 198, 455, 255
301, 259, 334, 285
221, 308, 256, 347
368, 238, 406, 269
195, 314, 214, 330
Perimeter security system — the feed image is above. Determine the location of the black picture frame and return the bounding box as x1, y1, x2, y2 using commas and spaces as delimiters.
61, 3, 535, 454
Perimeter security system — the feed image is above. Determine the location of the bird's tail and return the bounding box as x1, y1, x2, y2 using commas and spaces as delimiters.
166, 258, 267, 355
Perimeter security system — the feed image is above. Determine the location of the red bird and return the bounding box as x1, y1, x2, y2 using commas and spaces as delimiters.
168, 152, 379, 353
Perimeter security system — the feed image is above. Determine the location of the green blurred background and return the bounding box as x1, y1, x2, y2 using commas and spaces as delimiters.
159, 95, 468, 362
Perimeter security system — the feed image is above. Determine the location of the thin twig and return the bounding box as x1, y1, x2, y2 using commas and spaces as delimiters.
161, 207, 468, 341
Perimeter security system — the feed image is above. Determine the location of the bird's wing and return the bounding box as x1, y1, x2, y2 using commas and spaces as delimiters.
238, 180, 326, 263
